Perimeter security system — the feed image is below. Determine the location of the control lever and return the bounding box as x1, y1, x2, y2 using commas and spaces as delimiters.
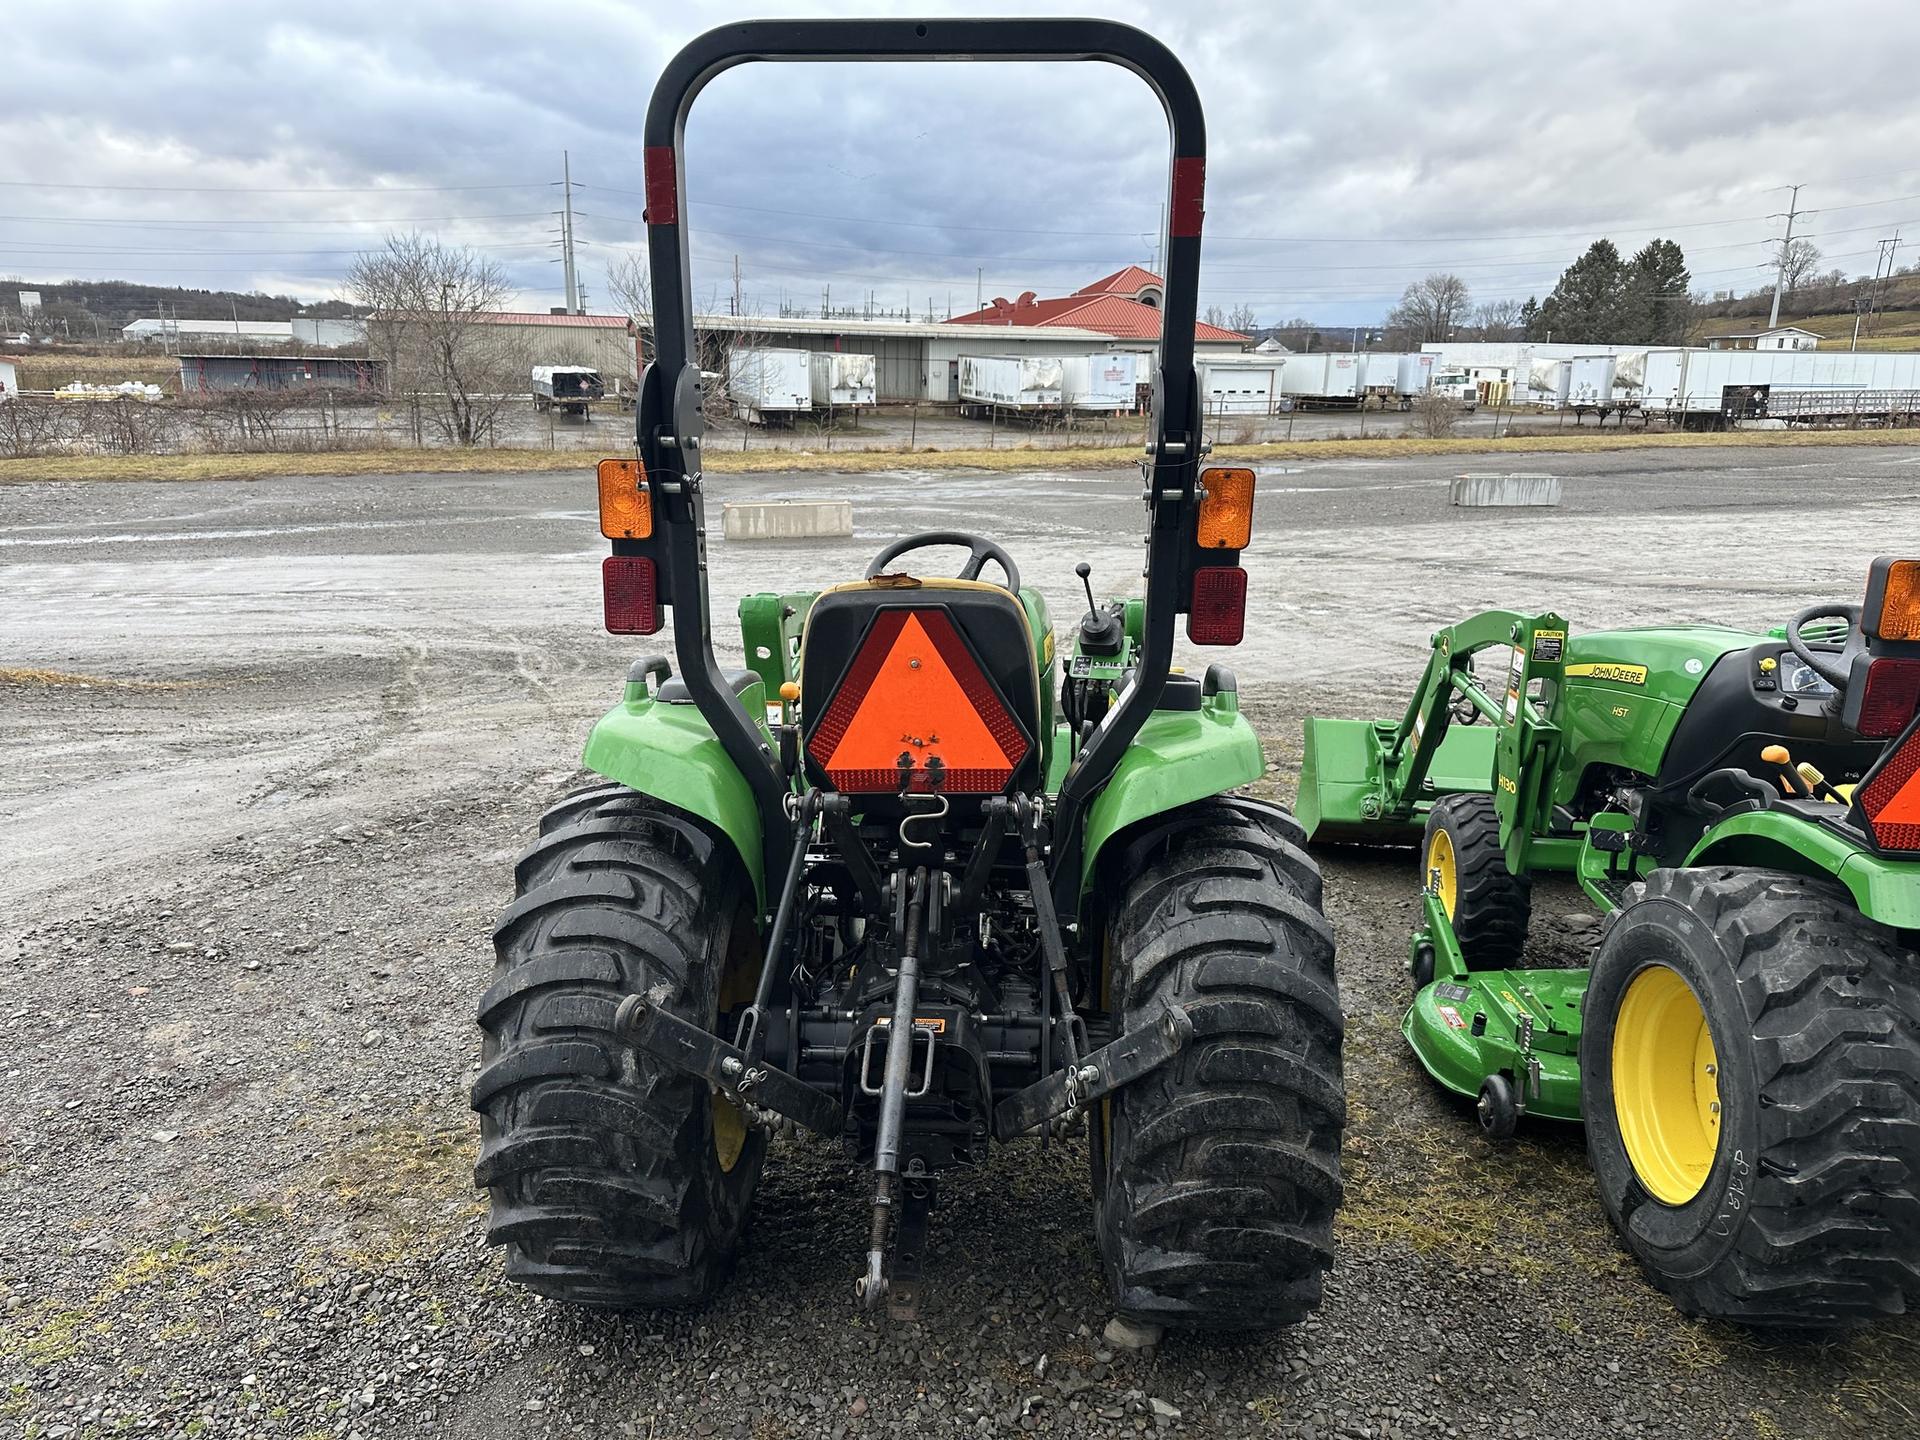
1073, 562, 1124, 656
1760, 744, 1813, 799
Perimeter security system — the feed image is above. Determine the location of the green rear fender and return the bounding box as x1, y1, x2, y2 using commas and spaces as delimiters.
580, 681, 770, 908
1684, 811, 1920, 929
1079, 693, 1266, 894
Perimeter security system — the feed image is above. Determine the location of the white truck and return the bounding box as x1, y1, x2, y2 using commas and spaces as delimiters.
1196, 360, 1280, 415
531, 365, 606, 417
728, 347, 813, 423
958, 354, 1063, 413
1429, 367, 1479, 411
1060, 351, 1142, 412
808, 351, 877, 409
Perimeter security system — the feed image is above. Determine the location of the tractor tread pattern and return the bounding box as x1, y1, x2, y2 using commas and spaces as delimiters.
1099, 801, 1345, 1330
1602, 867, 1920, 1326
472, 785, 760, 1309
1428, 793, 1532, 969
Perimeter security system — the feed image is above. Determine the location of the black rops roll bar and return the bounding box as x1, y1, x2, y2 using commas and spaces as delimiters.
636, 18, 1208, 906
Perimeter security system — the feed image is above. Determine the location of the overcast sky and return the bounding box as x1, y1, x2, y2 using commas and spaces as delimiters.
6, 0, 1920, 328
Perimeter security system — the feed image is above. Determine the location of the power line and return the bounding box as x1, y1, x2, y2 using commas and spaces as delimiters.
0, 178, 548, 194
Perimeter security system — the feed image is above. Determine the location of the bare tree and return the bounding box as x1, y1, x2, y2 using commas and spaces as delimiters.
604, 250, 739, 392
1226, 302, 1258, 335
1385, 273, 1471, 346
1469, 298, 1524, 340
1776, 238, 1822, 297
1202, 303, 1227, 329
349, 233, 529, 445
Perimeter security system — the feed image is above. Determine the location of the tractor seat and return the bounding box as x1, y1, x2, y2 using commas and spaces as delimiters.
798, 578, 1041, 796
656, 667, 758, 704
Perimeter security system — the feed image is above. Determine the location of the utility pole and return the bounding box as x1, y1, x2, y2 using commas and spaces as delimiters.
976, 268, 982, 313
1766, 182, 1805, 330
732, 254, 741, 316
561, 151, 580, 315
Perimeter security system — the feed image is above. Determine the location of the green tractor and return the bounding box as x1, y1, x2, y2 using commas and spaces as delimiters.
470, 18, 1345, 1331
1301, 563, 1920, 1325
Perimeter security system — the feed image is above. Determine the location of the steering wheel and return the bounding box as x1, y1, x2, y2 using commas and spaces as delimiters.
1786, 603, 1861, 691
866, 530, 1021, 592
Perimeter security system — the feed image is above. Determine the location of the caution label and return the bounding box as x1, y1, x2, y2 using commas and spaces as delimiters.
1565, 661, 1649, 685
1437, 1005, 1466, 1030
1531, 629, 1566, 663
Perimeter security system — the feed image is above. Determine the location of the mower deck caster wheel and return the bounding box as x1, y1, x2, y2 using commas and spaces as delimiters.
1477, 1074, 1518, 1141
1410, 941, 1435, 990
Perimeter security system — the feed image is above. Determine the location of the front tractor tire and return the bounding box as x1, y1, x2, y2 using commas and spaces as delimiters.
1095, 800, 1346, 1330
1422, 793, 1531, 970
472, 783, 766, 1307
1581, 867, 1920, 1326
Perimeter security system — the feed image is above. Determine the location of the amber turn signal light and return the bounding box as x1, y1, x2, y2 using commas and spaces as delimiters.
1196, 466, 1255, 550
597, 457, 652, 540
1865, 557, 1920, 641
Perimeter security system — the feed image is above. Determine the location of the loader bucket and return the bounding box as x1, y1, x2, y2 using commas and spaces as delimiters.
1298, 715, 1498, 846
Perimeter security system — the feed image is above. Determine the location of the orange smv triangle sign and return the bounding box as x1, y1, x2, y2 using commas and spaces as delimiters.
820, 612, 1018, 790
1881, 762, 1920, 826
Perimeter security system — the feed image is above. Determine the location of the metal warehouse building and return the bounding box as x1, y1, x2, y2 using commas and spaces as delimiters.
177, 354, 386, 392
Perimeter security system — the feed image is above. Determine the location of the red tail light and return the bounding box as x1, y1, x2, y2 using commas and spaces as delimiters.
603, 555, 661, 635
1857, 658, 1920, 739
1858, 722, 1920, 852
1187, 566, 1247, 645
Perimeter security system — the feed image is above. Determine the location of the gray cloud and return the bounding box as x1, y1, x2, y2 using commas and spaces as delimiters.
4, 0, 1919, 325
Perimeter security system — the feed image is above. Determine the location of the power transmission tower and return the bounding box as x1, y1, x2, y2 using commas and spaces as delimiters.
1866, 231, 1901, 339
1766, 183, 1807, 329
560, 151, 580, 314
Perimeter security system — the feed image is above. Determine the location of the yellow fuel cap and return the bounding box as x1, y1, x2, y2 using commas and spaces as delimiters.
1759, 656, 1777, 673
779, 681, 801, 703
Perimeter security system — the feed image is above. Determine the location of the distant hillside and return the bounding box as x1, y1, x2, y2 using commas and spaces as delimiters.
0, 278, 363, 334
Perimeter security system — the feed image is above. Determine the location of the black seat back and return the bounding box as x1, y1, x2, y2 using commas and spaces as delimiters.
800, 579, 1039, 795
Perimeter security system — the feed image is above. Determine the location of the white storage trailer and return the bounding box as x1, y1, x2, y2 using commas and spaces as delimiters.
1060, 351, 1142, 412
958, 354, 1063, 412
1565, 355, 1618, 408
1357, 352, 1433, 406
1197, 360, 1281, 415
531, 365, 606, 417
729, 347, 813, 423
1638, 349, 1920, 418
1278, 352, 1363, 405
808, 351, 877, 409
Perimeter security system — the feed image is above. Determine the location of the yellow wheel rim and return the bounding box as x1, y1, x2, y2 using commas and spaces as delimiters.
711, 1091, 747, 1173
1425, 827, 1458, 916
1612, 965, 1721, 1205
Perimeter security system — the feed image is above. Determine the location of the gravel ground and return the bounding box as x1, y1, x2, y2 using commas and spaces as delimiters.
4, 446, 1920, 1439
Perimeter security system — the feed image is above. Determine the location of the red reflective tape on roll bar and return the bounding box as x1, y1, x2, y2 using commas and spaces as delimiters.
644, 146, 679, 225
1169, 156, 1205, 237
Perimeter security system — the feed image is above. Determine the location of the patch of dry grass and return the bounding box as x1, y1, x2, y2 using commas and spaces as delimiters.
5, 423, 1920, 486
12, 353, 180, 391
0, 667, 210, 691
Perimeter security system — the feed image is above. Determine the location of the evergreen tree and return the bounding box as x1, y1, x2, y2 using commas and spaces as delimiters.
1518, 296, 1540, 339
1625, 239, 1691, 345
1536, 241, 1628, 343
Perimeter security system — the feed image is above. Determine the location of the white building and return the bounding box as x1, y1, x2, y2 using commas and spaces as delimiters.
1705, 327, 1820, 352
122, 315, 369, 348
0, 356, 18, 401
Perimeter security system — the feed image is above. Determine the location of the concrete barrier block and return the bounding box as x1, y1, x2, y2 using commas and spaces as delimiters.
721, 500, 854, 540
1450, 472, 1561, 507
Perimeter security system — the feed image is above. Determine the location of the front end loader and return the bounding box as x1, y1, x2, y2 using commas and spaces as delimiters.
1301, 563, 1920, 1326
470, 18, 1345, 1333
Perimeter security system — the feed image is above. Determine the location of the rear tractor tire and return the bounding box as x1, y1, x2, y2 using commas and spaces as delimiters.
471, 782, 766, 1307
1095, 800, 1346, 1330
1422, 793, 1531, 970
1581, 866, 1920, 1326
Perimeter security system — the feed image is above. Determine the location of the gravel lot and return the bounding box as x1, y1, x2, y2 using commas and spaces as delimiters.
4, 445, 1919, 1439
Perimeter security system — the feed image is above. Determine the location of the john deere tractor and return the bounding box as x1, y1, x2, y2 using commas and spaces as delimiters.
1301, 564, 1920, 1325
470, 19, 1344, 1330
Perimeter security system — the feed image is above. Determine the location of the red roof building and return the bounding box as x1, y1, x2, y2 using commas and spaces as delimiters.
947, 268, 1247, 344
